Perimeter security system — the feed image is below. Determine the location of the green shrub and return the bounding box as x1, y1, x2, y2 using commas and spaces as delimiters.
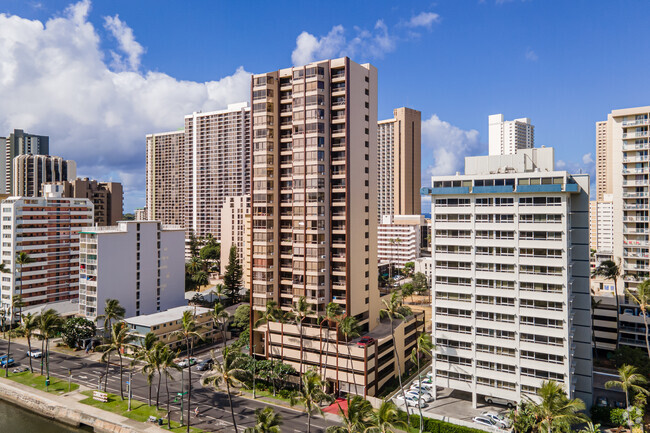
398, 410, 485, 433
610, 408, 627, 427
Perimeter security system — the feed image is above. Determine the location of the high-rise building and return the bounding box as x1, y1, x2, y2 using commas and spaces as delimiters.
601, 106, 650, 349
595, 121, 611, 200
424, 147, 592, 408
220, 195, 250, 275
1, 129, 49, 195
249, 57, 422, 397
134, 208, 147, 220
589, 194, 614, 257
13, 154, 76, 197
145, 130, 186, 227
146, 103, 251, 241
377, 215, 424, 268
377, 107, 421, 220
78, 221, 185, 321
488, 114, 534, 156
42, 178, 123, 226
0, 185, 93, 315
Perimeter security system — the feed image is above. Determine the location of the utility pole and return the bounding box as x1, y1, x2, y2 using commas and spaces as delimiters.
127, 370, 132, 411
180, 368, 184, 426
68, 369, 72, 393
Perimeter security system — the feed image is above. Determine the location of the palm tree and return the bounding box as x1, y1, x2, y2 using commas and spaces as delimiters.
626, 280, 650, 357
192, 270, 209, 288
159, 346, 181, 428
254, 301, 280, 358
605, 364, 649, 429
410, 333, 434, 433
292, 296, 313, 376
134, 332, 159, 406
96, 299, 125, 337
97, 321, 135, 400
579, 421, 602, 433
5, 296, 22, 378
15, 252, 33, 320
244, 407, 283, 433
319, 302, 342, 382
17, 312, 39, 373
173, 310, 202, 433
291, 369, 333, 433
529, 380, 586, 433
211, 302, 230, 349
202, 346, 252, 433
339, 316, 361, 394
367, 400, 407, 433
591, 259, 621, 349
325, 394, 373, 433
379, 291, 413, 423
37, 309, 63, 384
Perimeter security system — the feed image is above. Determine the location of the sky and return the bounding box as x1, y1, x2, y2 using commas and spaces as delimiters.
1, 0, 649, 213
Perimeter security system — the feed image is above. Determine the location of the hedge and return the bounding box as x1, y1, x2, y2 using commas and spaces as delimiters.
398, 410, 486, 433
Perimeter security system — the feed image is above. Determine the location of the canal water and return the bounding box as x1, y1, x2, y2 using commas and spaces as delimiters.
0, 398, 90, 433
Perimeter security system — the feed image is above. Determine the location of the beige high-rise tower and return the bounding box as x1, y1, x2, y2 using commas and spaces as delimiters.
595, 120, 612, 200
249, 57, 422, 397
377, 107, 421, 219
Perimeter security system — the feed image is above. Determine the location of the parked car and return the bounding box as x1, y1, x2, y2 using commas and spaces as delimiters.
482, 412, 511, 429
405, 390, 434, 403
411, 380, 434, 390
176, 357, 197, 368
27, 350, 42, 358
410, 385, 434, 397
595, 396, 609, 407
623, 308, 636, 316
398, 395, 427, 409
484, 395, 515, 409
357, 337, 375, 347
0, 355, 14, 367
473, 416, 496, 428
196, 359, 214, 371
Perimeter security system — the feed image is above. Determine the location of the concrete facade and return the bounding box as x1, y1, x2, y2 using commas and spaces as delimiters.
488, 114, 534, 156
220, 195, 250, 275
377, 214, 424, 268
1, 129, 49, 195
13, 154, 76, 197
43, 178, 123, 226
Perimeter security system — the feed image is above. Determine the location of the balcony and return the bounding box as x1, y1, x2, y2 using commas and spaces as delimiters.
623, 192, 649, 199
623, 143, 649, 151
623, 131, 649, 139
623, 119, 649, 127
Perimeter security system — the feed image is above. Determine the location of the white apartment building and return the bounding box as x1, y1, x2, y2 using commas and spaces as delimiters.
78, 220, 185, 322
589, 194, 614, 256
414, 256, 431, 281
425, 148, 592, 408
377, 214, 424, 267
220, 195, 249, 275
488, 114, 534, 156
0, 185, 93, 315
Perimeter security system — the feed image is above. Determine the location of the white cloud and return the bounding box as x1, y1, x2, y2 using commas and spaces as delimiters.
104, 14, 144, 71
421, 114, 483, 184
0, 1, 251, 211
525, 47, 538, 61
406, 12, 440, 29
556, 160, 566, 168
582, 152, 594, 165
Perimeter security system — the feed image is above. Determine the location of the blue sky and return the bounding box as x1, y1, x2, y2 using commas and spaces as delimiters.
1, 0, 649, 212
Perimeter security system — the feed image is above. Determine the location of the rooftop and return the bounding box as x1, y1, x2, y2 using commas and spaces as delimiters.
125, 305, 211, 327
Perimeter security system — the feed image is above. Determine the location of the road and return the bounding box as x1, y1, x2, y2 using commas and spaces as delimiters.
0, 340, 335, 433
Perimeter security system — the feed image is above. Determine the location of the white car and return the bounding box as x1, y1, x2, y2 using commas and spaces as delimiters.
484, 395, 515, 409
411, 381, 434, 390
27, 350, 42, 358
396, 394, 427, 408
405, 390, 434, 403
176, 357, 197, 368
410, 385, 434, 396
473, 416, 496, 428
482, 412, 511, 429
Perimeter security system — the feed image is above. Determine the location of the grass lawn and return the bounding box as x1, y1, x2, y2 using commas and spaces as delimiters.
79, 391, 203, 433
239, 387, 294, 405
4, 370, 79, 394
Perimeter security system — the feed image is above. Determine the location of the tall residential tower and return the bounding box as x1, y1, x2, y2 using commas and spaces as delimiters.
1, 129, 49, 194
488, 114, 534, 156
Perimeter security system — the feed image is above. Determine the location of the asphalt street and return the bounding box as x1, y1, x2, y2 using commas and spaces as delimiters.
0, 340, 335, 433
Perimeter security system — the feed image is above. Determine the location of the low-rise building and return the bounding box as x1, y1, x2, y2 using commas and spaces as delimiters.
78, 220, 185, 322
377, 215, 424, 268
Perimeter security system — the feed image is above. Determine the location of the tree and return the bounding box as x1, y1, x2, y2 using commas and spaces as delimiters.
97, 299, 125, 337
254, 301, 281, 361
529, 380, 587, 433
200, 244, 220, 272
173, 310, 202, 433
17, 312, 39, 373
5, 296, 22, 378
412, 272, 429, 301
326, 395, 373, 433
244, 407, 282, 433
508, 402, 536, 433
211, 302, 230, 349
232, 304, 250, 329
367, 400, 407, 433
605, 364, 650, 429
339, 316, 361, 393
403, 262, 414, 277
15, 252, 33, 320
192, 270, 209, 289
37, 309, 63, 384
291, 296, 313, 376
97, 321, 135, 400
290, 369, 333, 433
134, 332, 160, 406
202, 346, 252, 433
410, 333, 434, 433
626, 280, 650, 358
319, 302, 342, 381
188, 230, 200, 259
591, 259, 621, 349
401, 283, 415, 304
379, 291, 413, 423
159, 345, 181, 428
579, 422, 602, 433
223, 246, 242, 304
61, 317, 96, 349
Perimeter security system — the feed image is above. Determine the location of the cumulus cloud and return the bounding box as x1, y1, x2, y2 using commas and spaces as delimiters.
525, 47, 538, 61
421, 114, 483, 185
406, 12, 440, 29
104, 14, 144, 71
582, 152, 594, 165
0, 1, 251, 211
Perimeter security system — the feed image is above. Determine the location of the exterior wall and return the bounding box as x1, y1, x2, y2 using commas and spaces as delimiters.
145, 130, 185, 227
42, 178, 123, 226
589, 196, 613, 255
425, 165, 592, 407
596, 121, 611, 200
377, 215, 424, 267
13, 154, 76, 197
0, 195, 93, 313
3, 129, 49, 195
78, 221, 185, 321
488, 114, 534, 156
220, 195, 250, 274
